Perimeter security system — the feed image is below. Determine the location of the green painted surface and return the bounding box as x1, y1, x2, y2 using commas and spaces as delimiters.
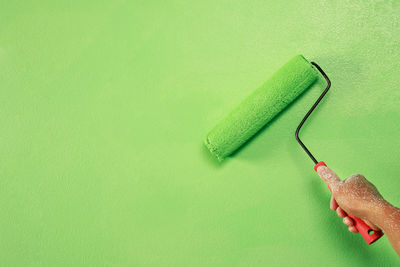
1, 1, 399, 266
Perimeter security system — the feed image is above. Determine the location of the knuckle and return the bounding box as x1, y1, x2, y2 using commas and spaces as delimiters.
354, 174, 365, 179
346, 174, 366, 182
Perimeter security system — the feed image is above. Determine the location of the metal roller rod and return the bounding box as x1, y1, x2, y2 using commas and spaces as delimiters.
295, 62, 331, 164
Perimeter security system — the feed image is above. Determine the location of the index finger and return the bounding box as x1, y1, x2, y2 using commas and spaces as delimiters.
316, 166, 341, 189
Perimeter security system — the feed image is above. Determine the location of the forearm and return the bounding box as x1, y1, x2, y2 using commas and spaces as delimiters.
372, 202, 400, 257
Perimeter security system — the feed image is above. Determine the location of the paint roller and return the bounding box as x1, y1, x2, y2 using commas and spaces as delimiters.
204, 55, 383, 244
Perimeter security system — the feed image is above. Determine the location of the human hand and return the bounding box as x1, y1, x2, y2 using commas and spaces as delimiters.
316, 166, 386, 233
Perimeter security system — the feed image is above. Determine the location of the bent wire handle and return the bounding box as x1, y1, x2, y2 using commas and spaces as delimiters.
296, 63, 383, 244
295, 62, 331, 165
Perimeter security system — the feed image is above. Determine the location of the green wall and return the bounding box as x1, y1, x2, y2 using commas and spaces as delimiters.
1, 1, 399, 266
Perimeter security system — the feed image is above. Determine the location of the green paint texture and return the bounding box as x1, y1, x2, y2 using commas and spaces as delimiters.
1, 0, 400, 266
205, 55, 318, 160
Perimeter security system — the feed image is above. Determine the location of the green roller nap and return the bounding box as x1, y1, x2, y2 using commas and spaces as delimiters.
205, 55, 318, 161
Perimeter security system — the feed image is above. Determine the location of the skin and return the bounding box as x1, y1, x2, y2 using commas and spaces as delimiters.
317, 166, 400, 257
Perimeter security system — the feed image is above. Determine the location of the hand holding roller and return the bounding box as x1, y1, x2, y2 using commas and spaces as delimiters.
314, 162, 383, 244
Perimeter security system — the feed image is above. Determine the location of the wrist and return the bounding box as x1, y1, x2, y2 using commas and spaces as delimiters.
370, 200, 399, 232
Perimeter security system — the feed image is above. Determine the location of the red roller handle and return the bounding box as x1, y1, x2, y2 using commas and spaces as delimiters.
314, 161, 383, 245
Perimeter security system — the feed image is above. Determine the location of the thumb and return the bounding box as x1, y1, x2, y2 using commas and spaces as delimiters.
316, 166, 341, 190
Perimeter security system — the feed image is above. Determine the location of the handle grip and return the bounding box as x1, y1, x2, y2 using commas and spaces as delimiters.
314, 161, 383, 245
